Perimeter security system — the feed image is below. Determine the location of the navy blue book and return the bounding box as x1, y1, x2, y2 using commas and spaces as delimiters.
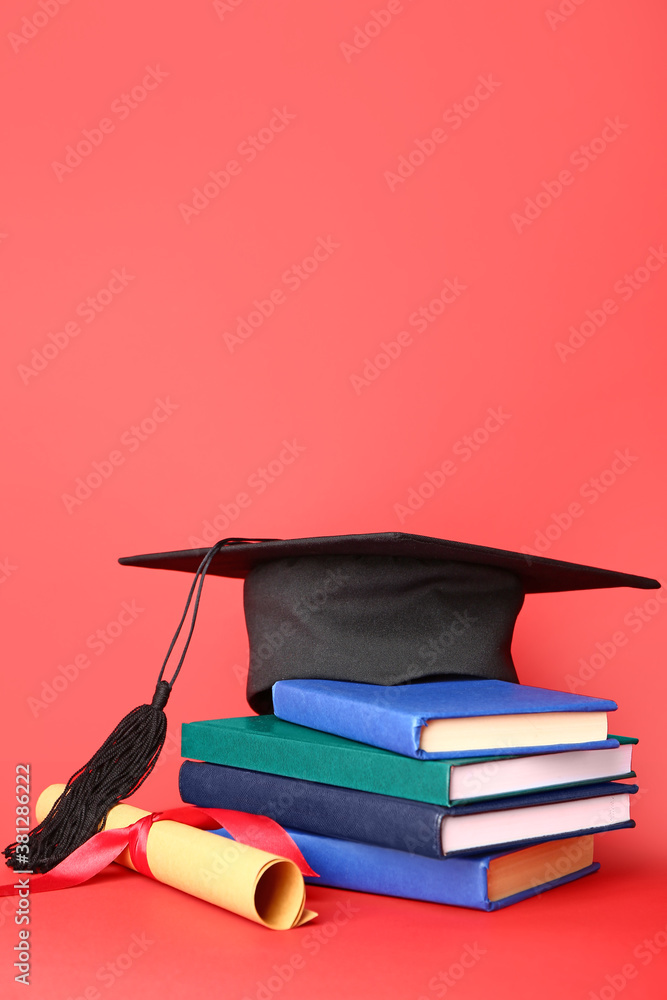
180, 760, 637, 857
272, 678, 619, 759
212, 826, 601, 911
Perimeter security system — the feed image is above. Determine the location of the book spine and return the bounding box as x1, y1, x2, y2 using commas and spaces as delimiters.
249, 829, 600, 911
272, 683, 421, 757
179, 761, 445, 858
281, 829, 492, 909
181, 724, 455, 807
271, 687, 621, 758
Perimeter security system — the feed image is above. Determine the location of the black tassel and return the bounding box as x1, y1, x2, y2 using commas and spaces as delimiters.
3, 680, 171, 873
3, 538, 271, 874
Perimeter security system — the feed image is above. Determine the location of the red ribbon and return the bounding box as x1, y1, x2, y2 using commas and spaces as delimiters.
0, 806, 318, 896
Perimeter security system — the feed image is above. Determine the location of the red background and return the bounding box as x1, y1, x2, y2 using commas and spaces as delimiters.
1, 0, 666, 997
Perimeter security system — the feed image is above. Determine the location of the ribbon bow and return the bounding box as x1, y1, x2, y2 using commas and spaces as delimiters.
0, 806, 317, 896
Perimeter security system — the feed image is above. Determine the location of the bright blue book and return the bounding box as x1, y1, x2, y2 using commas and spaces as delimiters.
212, 826, 601, 911
272, 678, 618, 759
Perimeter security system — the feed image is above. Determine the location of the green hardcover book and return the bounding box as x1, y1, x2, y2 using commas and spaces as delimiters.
181, 716, 637, 807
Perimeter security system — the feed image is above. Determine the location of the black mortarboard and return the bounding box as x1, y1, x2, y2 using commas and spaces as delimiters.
118, 532, 659, 714
6, 532, 657, 875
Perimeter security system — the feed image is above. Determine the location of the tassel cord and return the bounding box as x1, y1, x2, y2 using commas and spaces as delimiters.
3, 536, 274, 873
156, 537, 275, 690
155, 540, 223, 689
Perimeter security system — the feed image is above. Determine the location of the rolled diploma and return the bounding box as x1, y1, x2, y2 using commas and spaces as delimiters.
36, 784, 316, 930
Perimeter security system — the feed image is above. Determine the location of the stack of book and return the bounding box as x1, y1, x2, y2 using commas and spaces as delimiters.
179, 678, 638, 911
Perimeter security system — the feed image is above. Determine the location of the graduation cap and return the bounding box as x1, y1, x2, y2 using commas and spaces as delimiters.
118, 532, 659, 714
6, 532, 658, 874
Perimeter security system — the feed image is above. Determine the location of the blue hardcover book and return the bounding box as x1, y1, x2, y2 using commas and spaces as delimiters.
212, 826, 601, 911
181, 760, 636, 857
272, 678, 619, 759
